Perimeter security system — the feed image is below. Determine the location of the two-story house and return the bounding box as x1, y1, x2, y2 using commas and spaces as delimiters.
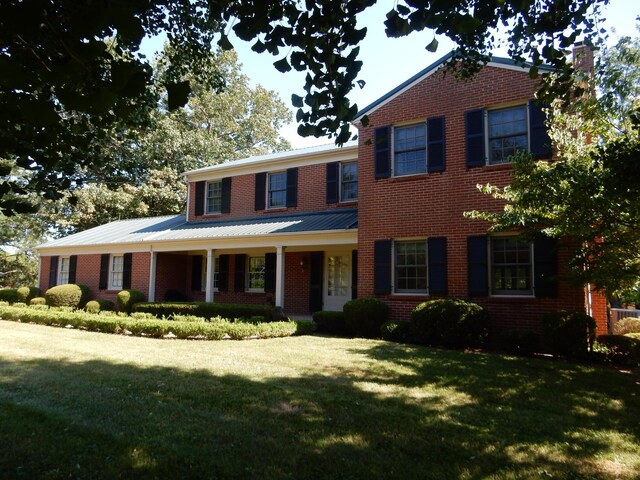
37, 49, 608, 333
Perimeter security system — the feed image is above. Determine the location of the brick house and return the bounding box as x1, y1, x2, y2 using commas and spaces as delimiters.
36, 51, 607, 333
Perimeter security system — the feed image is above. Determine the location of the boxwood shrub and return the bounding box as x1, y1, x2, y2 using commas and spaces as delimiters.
343, 297, 388, 338
380, 320, 411, 343
30, 296, 47, 306
0, 288, 19, 304
410, 298, 488, 348
45, 284, 90, 308
494, 329, 541, 355
541, 310, 597, 358
312, 311, 347, 335
16, 286, 41, 303
613, 317, 640, 336
133, 302, 282, 322
85, 299, 115, 314
595, 334, 640, 366
117, 289, 146, 313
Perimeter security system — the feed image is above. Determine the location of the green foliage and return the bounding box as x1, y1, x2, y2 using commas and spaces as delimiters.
410, 298, 488, 348
380, 320, 411, 343
312, 311, 347, 335
116, 290, 146, 314
29, 297, 46, 306
494, 329, 541, 355
45, 284, 90, 309
16, 286, 41, 304
541, 311, 597, 358
0, 288, 18, 304
594, 335, 640, 366
0, 212, 47, 286
613, 317, 640, 336
343, 297, 389, 338
85, 299, 115, 314
133, 302, 281, 322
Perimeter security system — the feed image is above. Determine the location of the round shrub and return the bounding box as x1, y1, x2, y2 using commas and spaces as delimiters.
30, 296, 46, 306
0, 288, 19, 304
45, 284, 90, 308
343, 297, 389, 338
16, 286, 41, 303
613, 317, 640, 336
410, 298, 488, 348
541, 310, 597, 358
312, 310, 347, 335
494, 329, 541, 355
595, 334, 640, 366
117, 289, 146, 313
85, 299, 115, 314
380, 320, 411, 343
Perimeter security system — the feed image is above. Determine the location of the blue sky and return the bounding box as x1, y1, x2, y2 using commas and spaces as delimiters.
142, 1, 639, 149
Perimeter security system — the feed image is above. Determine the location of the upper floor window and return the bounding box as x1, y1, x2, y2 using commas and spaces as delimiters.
268, 172, 287, 208
109, 255, 124, 290
490, 237, 532, 295
488, 105, 528, 165
58, 256, 70, 285
206, 181, 222, 214
247, 256, 265, 291
340, 162, 358, 201
394, 124, 426, 176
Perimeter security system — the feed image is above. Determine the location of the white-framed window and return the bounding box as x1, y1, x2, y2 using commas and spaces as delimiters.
394, 240, 428, 294
109, 255, 124, 290
490, 237, 533, 295
206, 181, 222, 214
327, 255, 350, 297
340, 162, 358, 202
201, 256, 219, 292
487, 105, 528, 165
247, 256, 265, 291
58, 256, 70, 285
394, 124, 426, 176
268, 172, 287, 208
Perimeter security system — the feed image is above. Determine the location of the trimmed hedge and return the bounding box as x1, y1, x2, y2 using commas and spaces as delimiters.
380, 320, 411, 343
343, 297, 389, 338
541, 310, 597, 358
45, 284, 90, 308
30, 297, 46, 306
0, 288, 19, 304
613, 317, 640, 336
16, 286, 41, 303
85, 299, 115, 314
312, 311, 347, 335
595, 335, 640, 366
494, 329, 541, 355
117, 289, 146, 313
133, 302, 283, 322
410, 298, 488, 348
0, 304, 314, 340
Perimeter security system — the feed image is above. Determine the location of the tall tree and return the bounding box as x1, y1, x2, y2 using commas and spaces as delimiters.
0, 0, 609, 213
468, 33, 640, 296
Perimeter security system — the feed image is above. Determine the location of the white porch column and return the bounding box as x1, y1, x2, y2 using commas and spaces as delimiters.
148, 250, 157, 302
205, 249, 215, 303
275, 246, 286, 308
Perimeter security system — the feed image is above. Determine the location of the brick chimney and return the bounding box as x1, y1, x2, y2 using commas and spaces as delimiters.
572, 41, 595, 73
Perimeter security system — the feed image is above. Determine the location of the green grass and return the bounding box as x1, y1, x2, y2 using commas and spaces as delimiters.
1, 320, 638, 479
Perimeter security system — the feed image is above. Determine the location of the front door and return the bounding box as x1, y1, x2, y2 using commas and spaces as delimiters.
323, 252, 351, 311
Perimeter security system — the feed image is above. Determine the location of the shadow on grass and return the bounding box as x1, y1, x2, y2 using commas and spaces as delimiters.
0, 343, 638, 479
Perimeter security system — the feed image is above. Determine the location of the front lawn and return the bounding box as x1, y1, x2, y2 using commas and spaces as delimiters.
0, 320, 638, 479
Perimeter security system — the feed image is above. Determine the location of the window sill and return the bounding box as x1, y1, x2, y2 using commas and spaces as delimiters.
489, 294, 535, 299
388, 172, 428, 182
469, 163, 513, 172
339, 200, 358, 205
389, 293, 430, 301
246, 289, 265, 294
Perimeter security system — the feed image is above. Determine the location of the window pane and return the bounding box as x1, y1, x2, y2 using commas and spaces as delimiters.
491, 238, 532, 294
340, 163, 358, 201
206, 181, 222, 214
488, 105, 528, 165
249, 256, 265, 290
394, 241, 428, 293
328, 255, 349, 296
394, 125, 426, 176
268, 173, 286, 208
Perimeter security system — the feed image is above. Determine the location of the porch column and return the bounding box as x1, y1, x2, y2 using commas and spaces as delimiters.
205, 249, 215, 303
275, 246, 285, 308
148, 250, 157, 302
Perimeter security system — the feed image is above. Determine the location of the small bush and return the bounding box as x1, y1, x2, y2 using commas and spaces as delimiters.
541, 310, 597, 358
380, 320, 411, 343
595, 335, 640, 366
343, 297, 389, 338
312, 311, 347, 335
133, 302, 280, 322
30, 297, 46, 306
117, 289, 146, 313
29, 304, 49, 311
0, 289, 19, 304
16, 286, 41, 303
494, 329, 541, 355
85, 299, 115, 314
613, 317, 640, 336
410, 298, 488, 348
627, 332, 640, 340
171, 314, 207, 323
45, 284, 90, 308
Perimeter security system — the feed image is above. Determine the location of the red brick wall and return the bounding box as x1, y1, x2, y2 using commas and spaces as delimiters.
188, 163, 357, 222
356, 64, 606, 331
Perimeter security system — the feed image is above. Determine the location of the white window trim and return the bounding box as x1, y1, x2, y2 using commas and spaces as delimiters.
246, 255, 266, 292
58, 256, 70, 285
488, 235, 535, 297
205, 180, 222, 215
267, 171, 287, 210
484, 103, 530, 166
339, 161, 358, 203
392, 238, 430, 295
109, 254, 124, 291
391, 122, 428, 178
201, 256, 219, 293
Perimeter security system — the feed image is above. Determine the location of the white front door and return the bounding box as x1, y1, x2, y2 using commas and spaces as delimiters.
324, 252, 351, 311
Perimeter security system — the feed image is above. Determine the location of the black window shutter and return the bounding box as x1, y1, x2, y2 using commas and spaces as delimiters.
374, 239, 392, 295
534, 236, 558, 297
427, 116, 446, 173
428, 237, 447, 295
68, 255, 77, 284
374, 126, 391, 179
234, 254, 246, 292
351, 249, 358, 300
255, 173, 266, 211
286, 167, 298, 207
218, 255, 229, 292
221, 177, 232, 213
99, 254, 109, 290
468, 236, 488, 296
309, 252, 324, 313
326, 162, 339, 204
122, 253, 133, 290
192, 255, 203, 291
195, 181, 205, 216
264, 253, 277, 293
466, 109, 486, 167
48, 256, 59, 288
529, 99, 552, 159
